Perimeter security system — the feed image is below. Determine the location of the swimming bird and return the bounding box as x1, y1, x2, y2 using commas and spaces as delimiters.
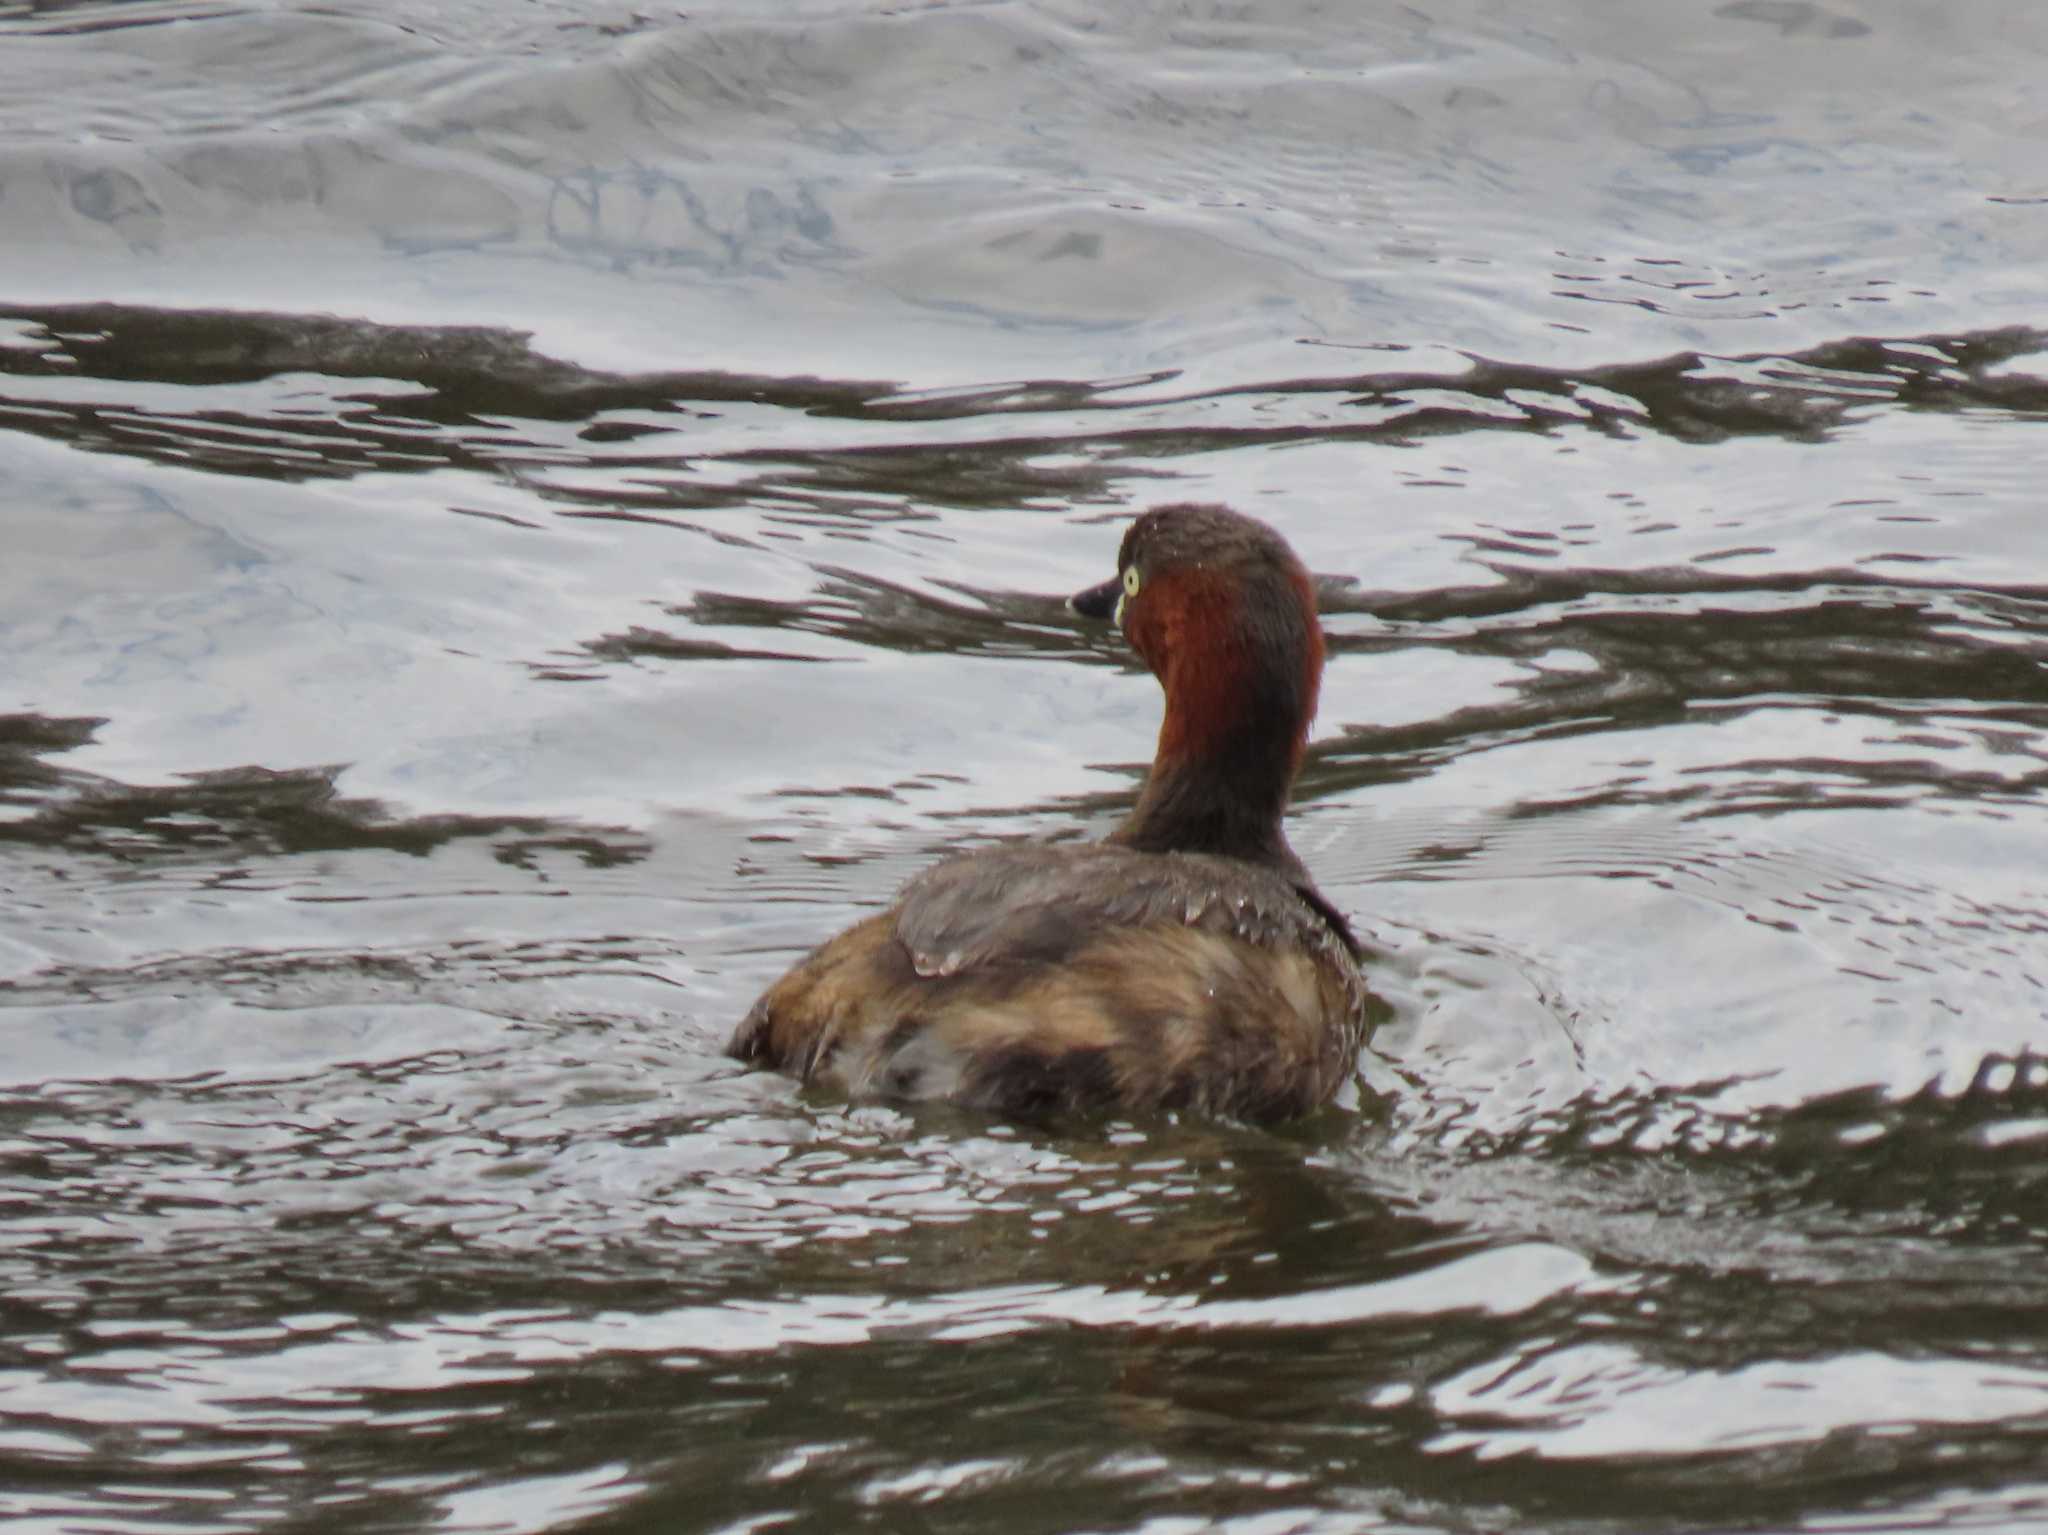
727, 502, 1373, 1121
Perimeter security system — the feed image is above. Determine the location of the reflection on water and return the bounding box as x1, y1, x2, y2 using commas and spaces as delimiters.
6, 1, 2048, 1532
7, 304, 2046, 493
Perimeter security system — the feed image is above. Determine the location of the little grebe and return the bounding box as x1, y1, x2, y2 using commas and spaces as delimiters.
727, 503, 1372, 1121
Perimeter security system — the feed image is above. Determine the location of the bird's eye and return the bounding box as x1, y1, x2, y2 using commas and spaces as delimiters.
1113, 564, 1142, 627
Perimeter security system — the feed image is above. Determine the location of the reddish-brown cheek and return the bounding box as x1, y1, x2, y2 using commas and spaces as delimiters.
1123, 576, 1190, 674
1122, 590, 1165, 674
1141, 570, 1249, 760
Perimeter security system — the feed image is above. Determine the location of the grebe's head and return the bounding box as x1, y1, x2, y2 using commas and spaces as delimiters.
1071, 505, 1325, 873
1071, 503, 1323, 759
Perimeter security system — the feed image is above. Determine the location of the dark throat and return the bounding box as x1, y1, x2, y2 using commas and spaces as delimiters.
1110, 744, 1303, 874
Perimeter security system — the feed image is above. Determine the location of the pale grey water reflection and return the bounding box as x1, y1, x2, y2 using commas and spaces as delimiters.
5, 2, 2048, 1532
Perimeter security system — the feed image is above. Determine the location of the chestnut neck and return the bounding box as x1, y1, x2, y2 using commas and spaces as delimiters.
1107, 563, 1321, 877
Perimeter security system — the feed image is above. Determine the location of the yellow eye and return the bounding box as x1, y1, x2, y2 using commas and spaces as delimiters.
1115, 565, 1141, 625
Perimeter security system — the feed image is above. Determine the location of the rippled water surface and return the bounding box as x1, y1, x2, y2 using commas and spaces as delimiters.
6, 2, 2048, 1531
